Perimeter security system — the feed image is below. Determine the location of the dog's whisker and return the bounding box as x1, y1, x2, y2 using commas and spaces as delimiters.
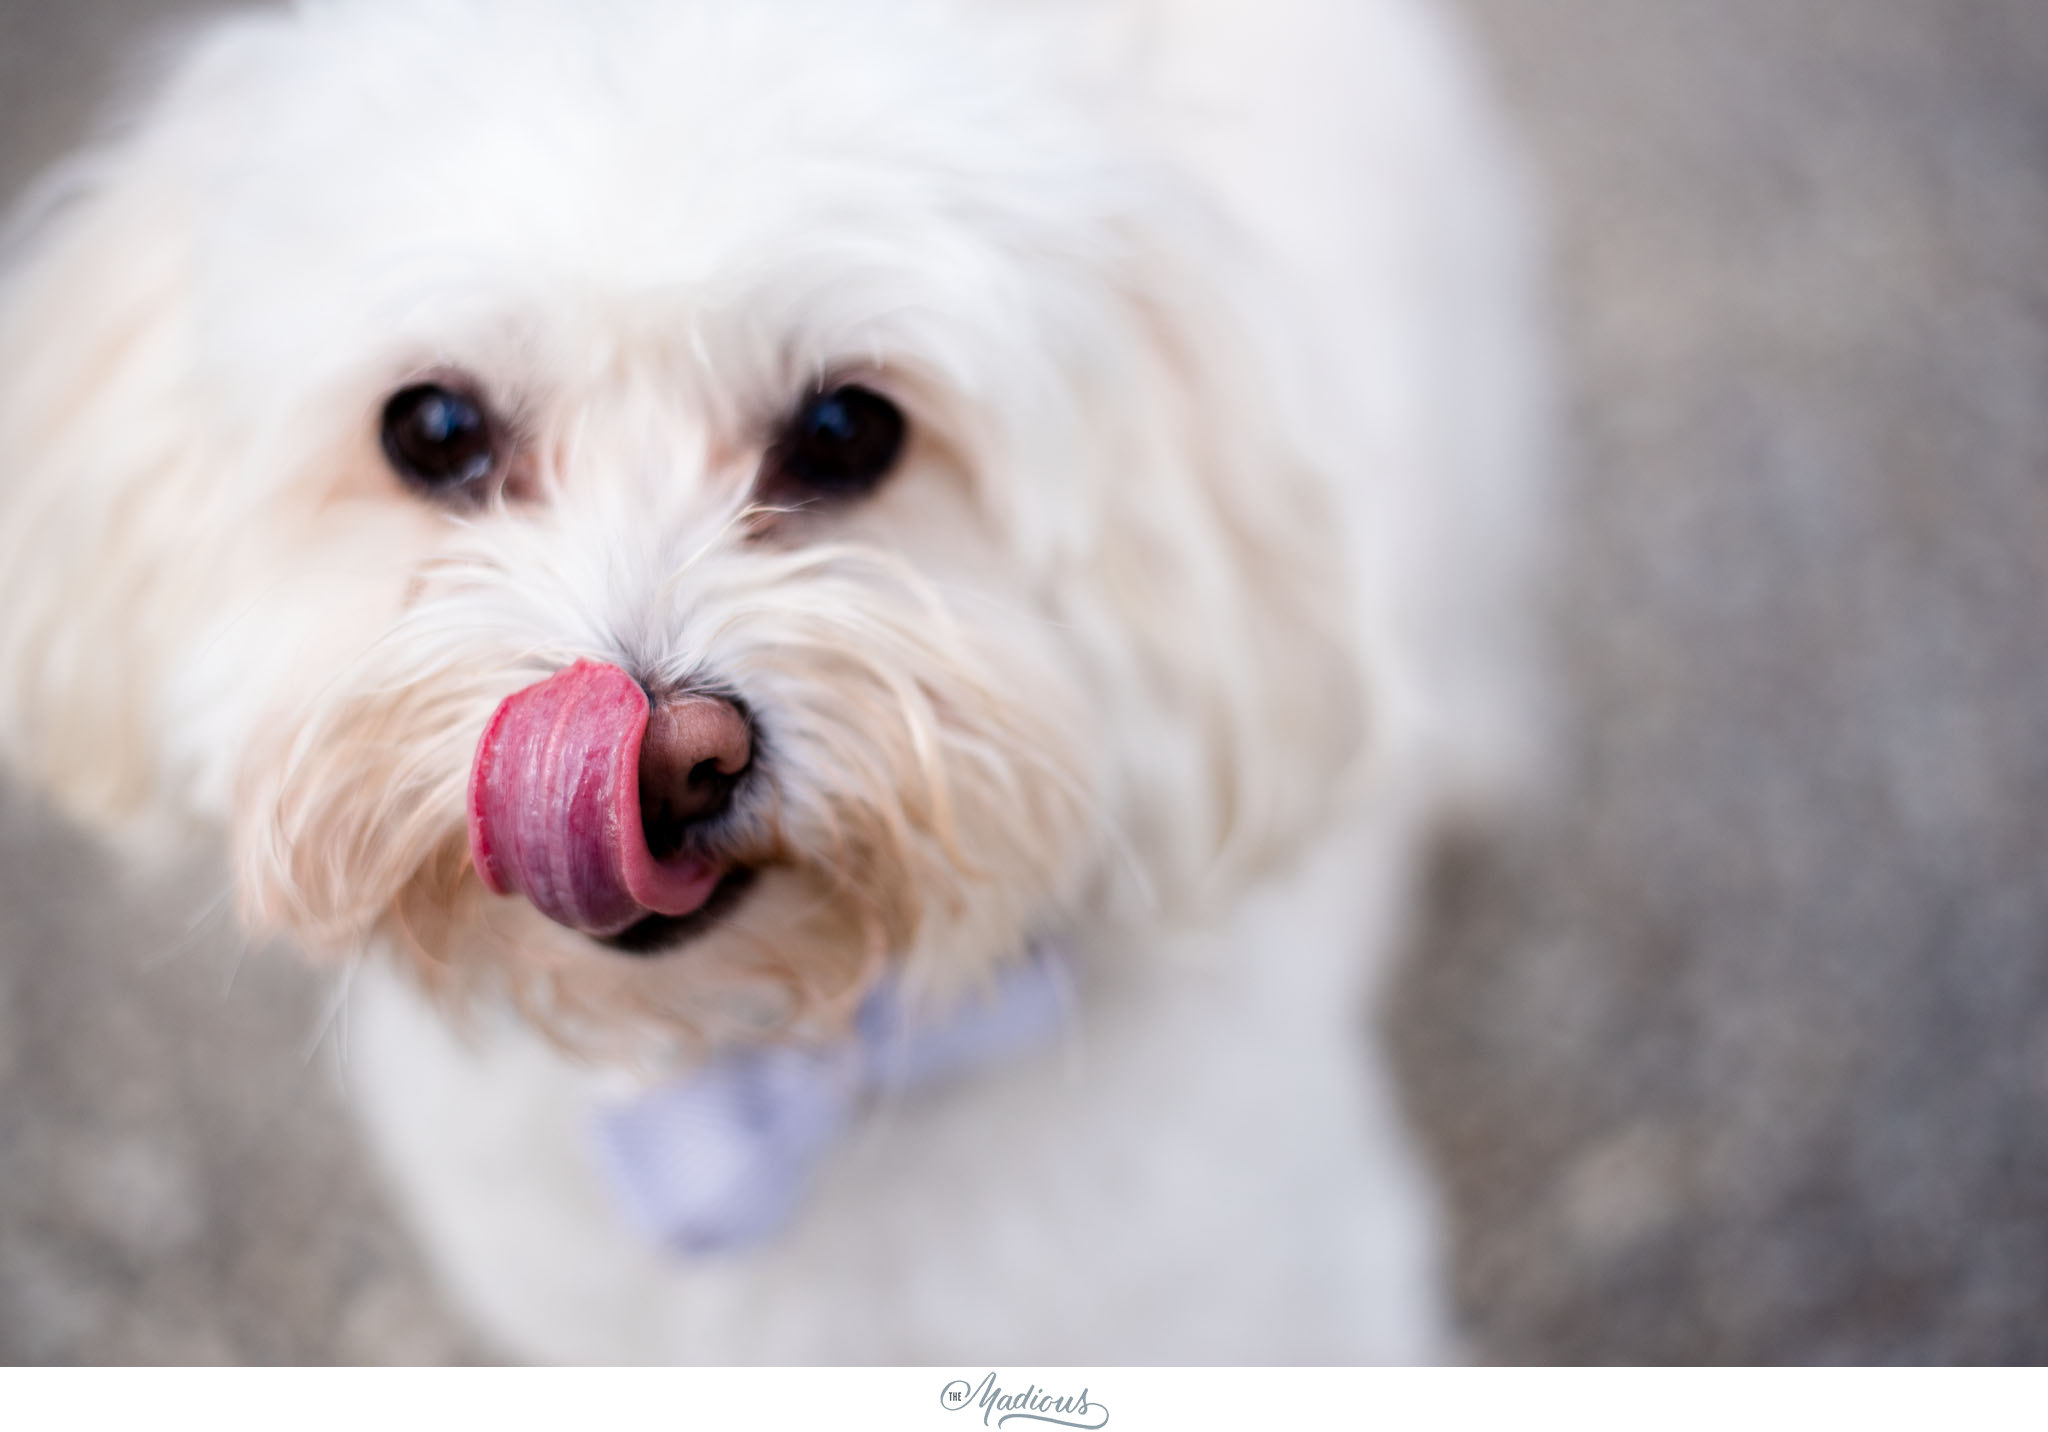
217, 925, 252, 998
138, 881, 238, 973
298, 961, 358, 1068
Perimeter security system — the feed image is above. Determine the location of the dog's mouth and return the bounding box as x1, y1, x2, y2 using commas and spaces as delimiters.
601, 865, 758, 955
467, 659, 745, 944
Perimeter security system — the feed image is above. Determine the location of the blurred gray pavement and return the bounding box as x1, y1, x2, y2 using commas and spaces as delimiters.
3, 0, 2047, 1363
1394, 0, 2048, 1363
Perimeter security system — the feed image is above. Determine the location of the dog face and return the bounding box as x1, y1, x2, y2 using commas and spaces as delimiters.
0, 0, 1362, 1056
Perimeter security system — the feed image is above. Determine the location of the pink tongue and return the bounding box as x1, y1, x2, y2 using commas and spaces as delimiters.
468, 660, 726, 937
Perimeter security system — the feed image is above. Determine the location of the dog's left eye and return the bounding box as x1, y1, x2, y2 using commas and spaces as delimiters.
761, 385, 907, 500
380, 383, 499, 496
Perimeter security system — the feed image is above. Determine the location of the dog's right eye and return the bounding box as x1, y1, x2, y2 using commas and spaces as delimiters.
380, 383, 499, 496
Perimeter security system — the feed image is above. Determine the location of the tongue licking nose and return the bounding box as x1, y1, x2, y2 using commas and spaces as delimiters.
467, 660, 750, 938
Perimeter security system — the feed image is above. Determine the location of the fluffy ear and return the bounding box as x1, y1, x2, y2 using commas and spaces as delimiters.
0, 135, 213, 829
1068, 208, 1371, 913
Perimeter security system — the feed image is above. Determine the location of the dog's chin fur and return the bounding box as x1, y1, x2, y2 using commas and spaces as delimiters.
0, 0, 1547, 1361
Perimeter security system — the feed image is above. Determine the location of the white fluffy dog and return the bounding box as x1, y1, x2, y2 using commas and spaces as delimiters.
0, 0, 1544, 1362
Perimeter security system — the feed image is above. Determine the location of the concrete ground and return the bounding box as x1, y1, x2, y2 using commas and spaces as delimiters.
3, 0, 2046, 1363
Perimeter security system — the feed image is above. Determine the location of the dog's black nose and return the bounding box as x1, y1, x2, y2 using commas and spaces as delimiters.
637, 694, 752, 858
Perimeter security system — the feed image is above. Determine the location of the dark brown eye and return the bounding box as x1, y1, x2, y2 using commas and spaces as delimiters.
763, 384, 906, 499
381, 383, 498, 495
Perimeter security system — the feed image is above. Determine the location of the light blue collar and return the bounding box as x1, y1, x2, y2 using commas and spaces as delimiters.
590, 945, 1072, 1256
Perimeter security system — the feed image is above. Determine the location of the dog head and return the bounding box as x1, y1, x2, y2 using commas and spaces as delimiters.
0, 0, 1363, 1056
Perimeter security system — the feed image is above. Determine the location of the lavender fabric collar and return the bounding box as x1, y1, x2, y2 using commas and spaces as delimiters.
590, 945, 1072, 1256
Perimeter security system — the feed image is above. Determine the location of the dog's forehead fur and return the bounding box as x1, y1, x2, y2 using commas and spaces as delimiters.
143, 0, 1140, 418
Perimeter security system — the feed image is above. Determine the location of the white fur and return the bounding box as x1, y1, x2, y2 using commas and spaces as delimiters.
0, 0, 1546, 1362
